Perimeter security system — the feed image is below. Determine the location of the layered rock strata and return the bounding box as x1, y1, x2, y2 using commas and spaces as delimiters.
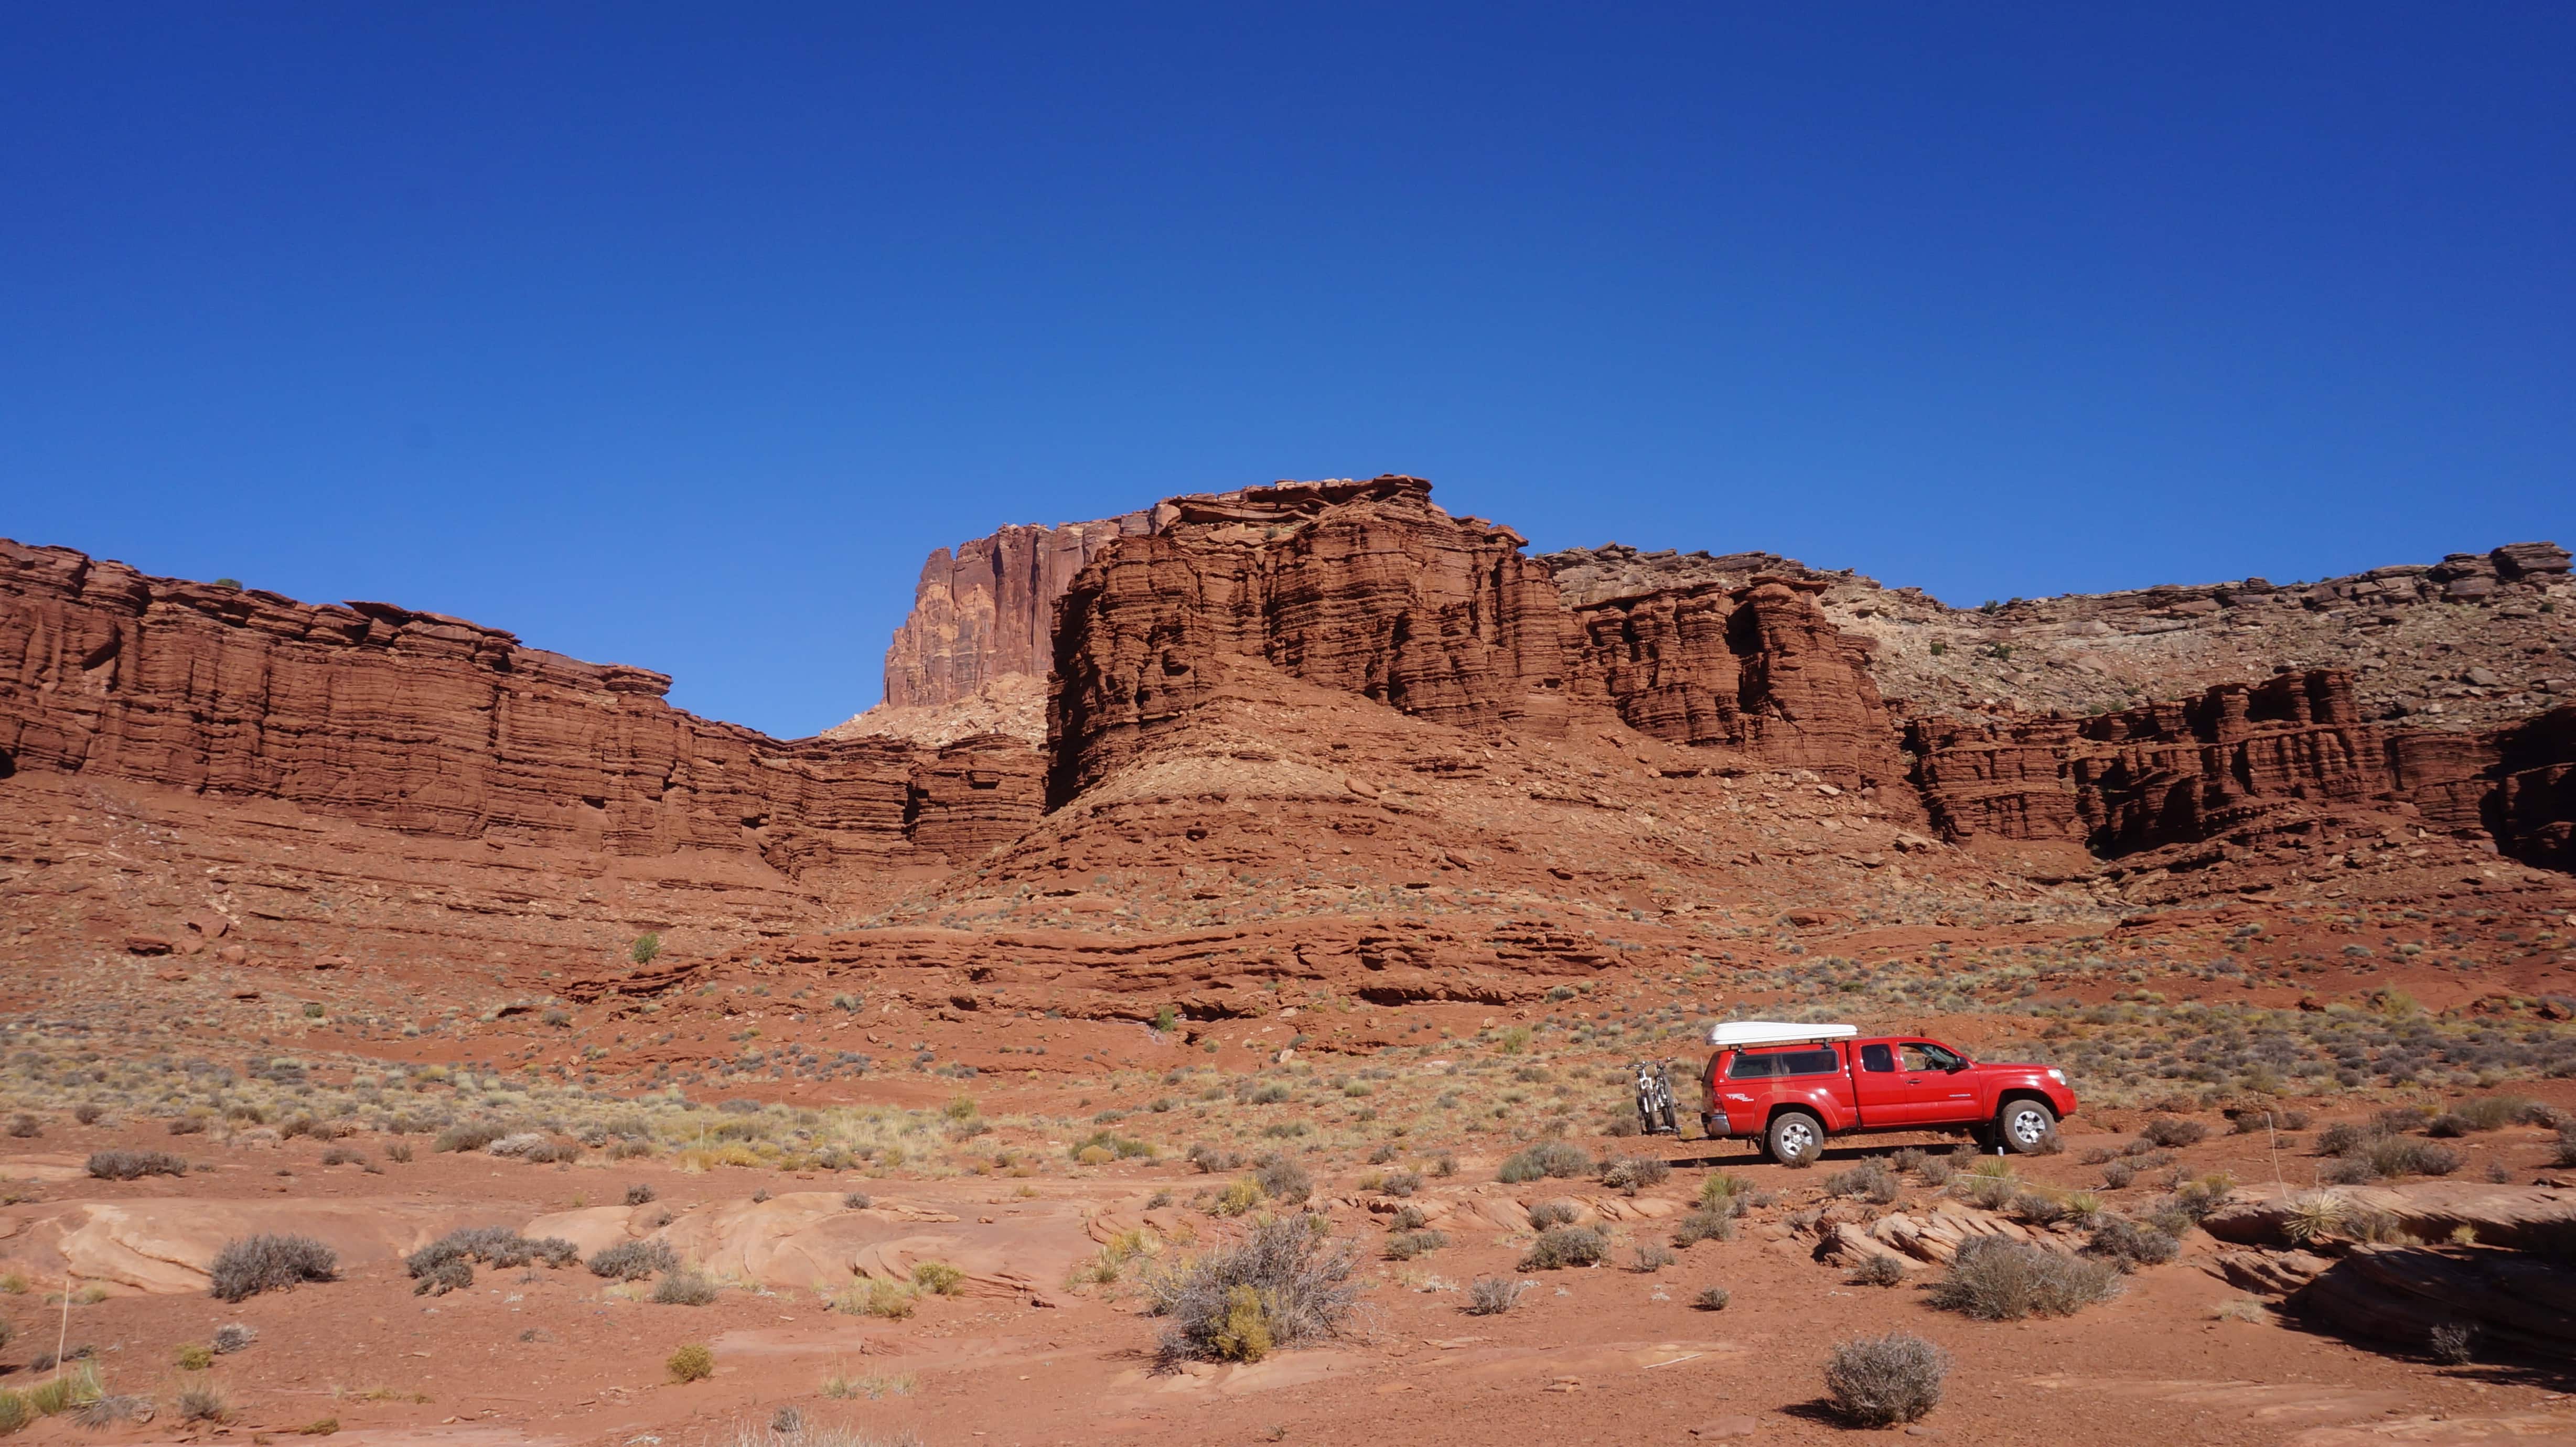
1046, 477, 1571, 802
1906, 669, 2574, 867
0, 538, 1040, 878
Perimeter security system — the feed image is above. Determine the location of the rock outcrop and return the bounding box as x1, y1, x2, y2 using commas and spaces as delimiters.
1564, 577, 1916, 794
0, 537, 1038, 876
883, 515, 1149, 709
1905, 669, 2573, 866
1046, 477, 1570, 802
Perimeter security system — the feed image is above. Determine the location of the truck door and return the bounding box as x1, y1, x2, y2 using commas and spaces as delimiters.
1849, 1041, 1926, 1127
1899, 1041, 1981, 1124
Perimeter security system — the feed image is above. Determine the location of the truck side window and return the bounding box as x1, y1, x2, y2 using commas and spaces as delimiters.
1784, 1048, 1841, 1076
1906, 1043, 1965, 1072
1725, 1052, 1781, 1080
1860, 1044, 1895, 1073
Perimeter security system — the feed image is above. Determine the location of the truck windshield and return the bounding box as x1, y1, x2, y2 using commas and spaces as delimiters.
1726, 1046, 1842, 1079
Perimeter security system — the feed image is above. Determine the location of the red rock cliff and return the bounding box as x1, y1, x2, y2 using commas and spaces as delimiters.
1046, 477, 1571, 802
1563, 577, 1916, 795
882, 515, 1148, 709
1904, 669, 2573, 866
0, 538, 1041, 875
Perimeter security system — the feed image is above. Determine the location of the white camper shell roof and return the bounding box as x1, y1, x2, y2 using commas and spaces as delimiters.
1706, 1021, 1859, 1049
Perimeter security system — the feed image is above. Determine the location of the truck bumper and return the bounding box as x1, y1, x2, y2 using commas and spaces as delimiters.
1701, 1111, 1731, 1138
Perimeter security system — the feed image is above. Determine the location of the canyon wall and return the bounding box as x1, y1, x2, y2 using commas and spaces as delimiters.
883, 515, 1148, 709
0, 538, 1042, 877
1905, 669, 2574, 867
1046, 477, 1570, 802
1562, 577, 1916, 794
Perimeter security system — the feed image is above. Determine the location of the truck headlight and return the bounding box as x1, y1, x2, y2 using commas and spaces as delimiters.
2047, 1068, 2066, 1084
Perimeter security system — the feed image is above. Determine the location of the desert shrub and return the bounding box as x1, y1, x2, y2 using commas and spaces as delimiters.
2452, 1096, 2532, 1132
1379, 1170, 1422, 1198
1916, 1154, 1956, 1187
1254, 1154, 1312, 1205
2139, 1117, 2208, 1149
85, 1149, 186, 1180
0, 1391, 25, 1434
210, 1234, 338, 1301
213, 1323, 257, 1354
625, 1183, 657, 1206
1431, 1152, 1457, 1178
72, 1104, 104, 1126
7, 1115, 39, 1139
2429, 1322, 2480, 1365
1668, 1208, 1736, 1247
2366, 1137, 2463, 1179
1599, 1155, 1671, 1193
667, 1343, 713, 1382
2101, 1162, 2137, 1191
589, 1238, 679, 1281
385, 1141, 414, 1163
1498, 1141, 1591, 1183
2086, 1217, 2181, 1271
167, 1114, 209, 1136
1892, 1148, 1929, 1174
1144, 1216, 1361, 1367
1187, 1142, 1244, 1174
1928, 1238, 2121, 1320
1630, 1243, 1676, 1272
177, 1385, 230, 1424
1826, 1161, 1899, 1205
835, 1278, 916, 1319
1391, 1204, 1428, 1230
488, 1132, 577, 1163
412, 1257, 474, 1295
74, 1394, 154, 1429
1385, 1229, 1449, 1260
1693, 1286, 1731, 1311
1527, 1200, 1579, 1229
1825, 1331, 1949, 1428
654, 1268, 720, 1306
1520, 1225, 1609, 1271
843, 1192, 872, 1210
1848, 1253, 1907, 1288
631, 933, 663, 966
408, 1226, 579, 1290
2010, 1191, 2067, 1226
1952, 1172, 2016, 1211
434, 1121, 506, 1153
1699, 1172, 1753, 1210
1211, 1178, 1265, 1216
1466, 1276, 1530, 1314
177, 1342, 214, 1370
910, 1261, 964, 1296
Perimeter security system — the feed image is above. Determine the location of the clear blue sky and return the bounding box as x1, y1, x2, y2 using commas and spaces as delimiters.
5, 5, 2569, 737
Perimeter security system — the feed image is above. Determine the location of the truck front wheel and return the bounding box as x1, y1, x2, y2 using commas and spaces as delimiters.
1766, 1110, 1824, 1168
1998, 1098, 2058, 1154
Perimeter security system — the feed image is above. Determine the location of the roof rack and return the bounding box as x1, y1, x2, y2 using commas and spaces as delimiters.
1706, 1021, 1858, 1049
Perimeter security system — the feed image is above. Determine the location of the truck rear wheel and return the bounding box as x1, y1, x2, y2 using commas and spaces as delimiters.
1765, 1110, 1824, 1168
1998, 1098, 2058, 1154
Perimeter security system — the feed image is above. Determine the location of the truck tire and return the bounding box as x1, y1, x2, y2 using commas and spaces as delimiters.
1998, 1098, 2058, 1154
1765, 1110, 1824, 1168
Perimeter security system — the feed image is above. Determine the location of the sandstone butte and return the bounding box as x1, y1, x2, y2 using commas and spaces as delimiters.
8, 477, 2576, 1447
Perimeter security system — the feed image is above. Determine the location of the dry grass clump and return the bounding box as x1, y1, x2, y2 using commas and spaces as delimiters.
210, 1234, 337, 1301
1826, 1160, 1899, 1204
909, 1261, 964, 1296
667, 1343, 715, 1382
1847, 1252, 1907, 1287
1598, 1155, 1670, 1193
1252, 1154, 1312, 1205
1144, 1216, 1361, 1367
1668, 1208, 1737, 1247
406, 1226, 579, 1294
2085, 1216, 2181, 1270
588, 1238, 679, 1281
1465, 1276, 1529, 1314
85, 1149, 186, 1180
2138, 1117, 2209, 1149
433, 1121, 508, 1153
213, 1323, 257, 1354
177, 1385, 230, 1424
1519, 1225, 1609, 1270
624, 1183, 657, 1206
1498, 1141, 1590, 1183
1825, 1332, 1948, 1427
1927, 1238, 2121, 1320
2324, 1135, 2464, 1185
1693, 1286, 1731, 1311
653, 1267, 720, 1305
1384, 1229, 1448, 1260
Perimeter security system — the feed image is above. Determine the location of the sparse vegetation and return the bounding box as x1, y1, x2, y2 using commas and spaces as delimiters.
1498, 1141, 1590, 1183
1519, 1225, 1609, 1270
1144, 1216, 1361, 1367
667, 1343, 714, 1382
210, 1234, 338, 1301
85, 1149, 186, 1180
654, 1267, 720, 1305
1825, 1332, 1949, 1427
1465, 1276, 1529, 1315
588, 1238, 679, 1281
1929, 1238, 2121, 1320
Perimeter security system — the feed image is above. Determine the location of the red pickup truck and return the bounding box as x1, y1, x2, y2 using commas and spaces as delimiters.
1698, 1023, 2076, 1165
